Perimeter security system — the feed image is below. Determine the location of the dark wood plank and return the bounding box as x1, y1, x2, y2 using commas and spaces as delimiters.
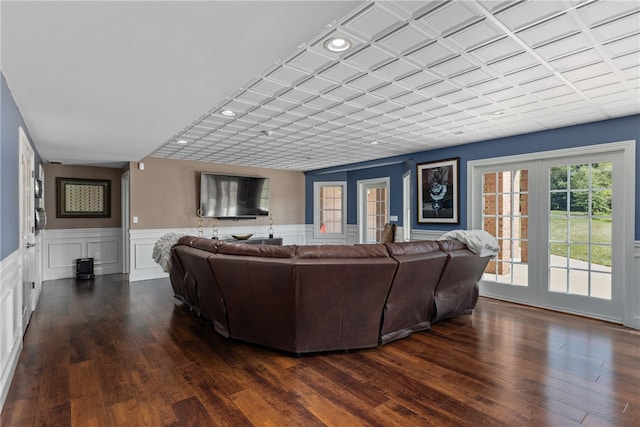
2, 274, 639, 426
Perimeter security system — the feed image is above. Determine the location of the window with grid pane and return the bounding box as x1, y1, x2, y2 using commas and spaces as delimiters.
314, 182, 346, 237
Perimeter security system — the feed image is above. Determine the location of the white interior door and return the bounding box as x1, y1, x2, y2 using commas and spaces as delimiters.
19, 127, 35, 332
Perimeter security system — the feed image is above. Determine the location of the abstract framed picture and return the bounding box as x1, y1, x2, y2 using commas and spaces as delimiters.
417, 157, 459, 224
56, 177, 111, 218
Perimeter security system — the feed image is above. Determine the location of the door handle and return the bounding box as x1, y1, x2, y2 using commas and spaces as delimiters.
26, 243, 36, 249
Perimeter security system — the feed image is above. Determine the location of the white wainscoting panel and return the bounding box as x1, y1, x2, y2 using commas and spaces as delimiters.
411, 229, 446, 241
0, 250, 23, 412
42, 228, 123, 280
632, 241, 640, 329
128, 224, 308, 282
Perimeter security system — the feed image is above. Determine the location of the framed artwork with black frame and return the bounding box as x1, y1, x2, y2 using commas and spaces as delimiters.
56, 177, 111, 218
417, 157, 459, 224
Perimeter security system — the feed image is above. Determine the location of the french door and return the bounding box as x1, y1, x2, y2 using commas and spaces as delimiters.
470, 143, 631, 323
358, 178, 389, 244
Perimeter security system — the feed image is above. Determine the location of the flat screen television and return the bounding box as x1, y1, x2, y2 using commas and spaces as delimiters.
199, 172, 270, 219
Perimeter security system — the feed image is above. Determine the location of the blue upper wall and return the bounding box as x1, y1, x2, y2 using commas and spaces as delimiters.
305, 115, 640, 240
1, 72, 40, 261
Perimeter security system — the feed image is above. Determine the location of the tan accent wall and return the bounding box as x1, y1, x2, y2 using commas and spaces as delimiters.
129, 157, 305, 229
43, 164, 123, 229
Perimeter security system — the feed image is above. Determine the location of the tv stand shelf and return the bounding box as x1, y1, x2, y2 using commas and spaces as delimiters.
223, 237, 283, 246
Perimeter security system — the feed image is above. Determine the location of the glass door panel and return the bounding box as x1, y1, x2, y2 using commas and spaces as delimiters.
481, 169, 529, 287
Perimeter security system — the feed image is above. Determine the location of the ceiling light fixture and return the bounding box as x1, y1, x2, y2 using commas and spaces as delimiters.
176, 139, 189, 144
490, 111, 504, 116
221, 109, 236, 117
323, 36, 352, 53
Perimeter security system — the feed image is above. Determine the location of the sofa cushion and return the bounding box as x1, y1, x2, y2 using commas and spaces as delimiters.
177, 236, 222, 253
385, 240, 440, 256
295, 244, 389, 259
217, 242, 296, 258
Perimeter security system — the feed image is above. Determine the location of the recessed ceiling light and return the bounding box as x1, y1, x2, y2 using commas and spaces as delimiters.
490, 111, 504, 116
221, 109, 236, 116
371, 141, 379, 145
323, 36, 352, 53
176, 139, 189, 144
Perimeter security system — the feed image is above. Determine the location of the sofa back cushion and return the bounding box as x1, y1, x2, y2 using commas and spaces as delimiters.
217, 242, 296, 258
384, 240, 441, 256
295, 244, 389, 259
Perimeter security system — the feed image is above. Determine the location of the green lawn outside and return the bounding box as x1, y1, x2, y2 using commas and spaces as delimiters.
549, 211, 612, 267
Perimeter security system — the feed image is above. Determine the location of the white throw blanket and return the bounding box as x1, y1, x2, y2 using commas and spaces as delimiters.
152, 232, 185, 272
439, 229, 499, 258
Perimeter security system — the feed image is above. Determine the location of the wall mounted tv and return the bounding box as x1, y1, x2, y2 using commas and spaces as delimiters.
199, 172, 270, 219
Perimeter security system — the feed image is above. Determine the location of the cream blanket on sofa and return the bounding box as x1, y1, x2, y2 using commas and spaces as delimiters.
152, 232, 185, 272
439, 230, 499, 258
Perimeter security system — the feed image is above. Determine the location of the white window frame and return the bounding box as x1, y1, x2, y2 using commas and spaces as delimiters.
313, 181, 347, 239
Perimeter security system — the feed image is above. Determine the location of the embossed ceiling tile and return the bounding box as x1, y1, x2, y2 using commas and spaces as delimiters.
518, 14, 581, 48
562, 62, 611, 82
428, 104, 461, 117
520, 76, 563, 92
467, 77, 512, 95
373, 58, 420, 80
347, 73, 389, 91
319, 62, 364, 83
328, 102, 362, 115
371, 82, 408, 98
235, 89, 272, 106
266, 65, 309, 86
495, 0, 567, 31
344, 2, 401, 41
349, 93, 385, 108
509, 101, 549, 114
296, 76, 338, 95
332, 115, 363, 126
387, 107, 422, 119
396, 70, 441, 89
344, 45, 394, 70
550, 48, 603, 71
437, 89, 474, 104
449, 67, 493, 87
288, 104, 322, 117
505, 65, 554, 84
324, 85, 362, 101
411, 98, 447, 112
430, 55, 477, 78
286, 49, 334, 74
572, 72, 620, 91
377, 23, 432, 55
534, 33, 593, 61
534, 84, 574, 100
545, 93, 585, 107
621, 65, 640, 81
419, 1, 481, 36
405, 41, 456, 67
249, 78, 289, 96
489, 52, 540, 74
391, 91, 429, 106
611, 51, 640, 69
602, 34, 640, 57
577, 0, 640, 27
591, 13, 640, 43
262, 97, 297, 112
306, 95, 339, 110
368, 100, 403, 114
280, 88, 316, 103
447, 18, 504, 51
484, 86, 526, 102
453, 96, 492, 109
469, 37, 524, 63
420, 80, 461, 98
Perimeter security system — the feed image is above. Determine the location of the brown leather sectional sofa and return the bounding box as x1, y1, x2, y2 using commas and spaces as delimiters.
169, 236, 491, 354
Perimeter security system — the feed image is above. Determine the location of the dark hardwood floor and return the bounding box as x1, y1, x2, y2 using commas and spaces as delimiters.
1, 274, 638, 426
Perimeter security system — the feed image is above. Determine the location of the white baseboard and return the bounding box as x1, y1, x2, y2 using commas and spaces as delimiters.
0, 250, 23, 412
42, 228, 123, 280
